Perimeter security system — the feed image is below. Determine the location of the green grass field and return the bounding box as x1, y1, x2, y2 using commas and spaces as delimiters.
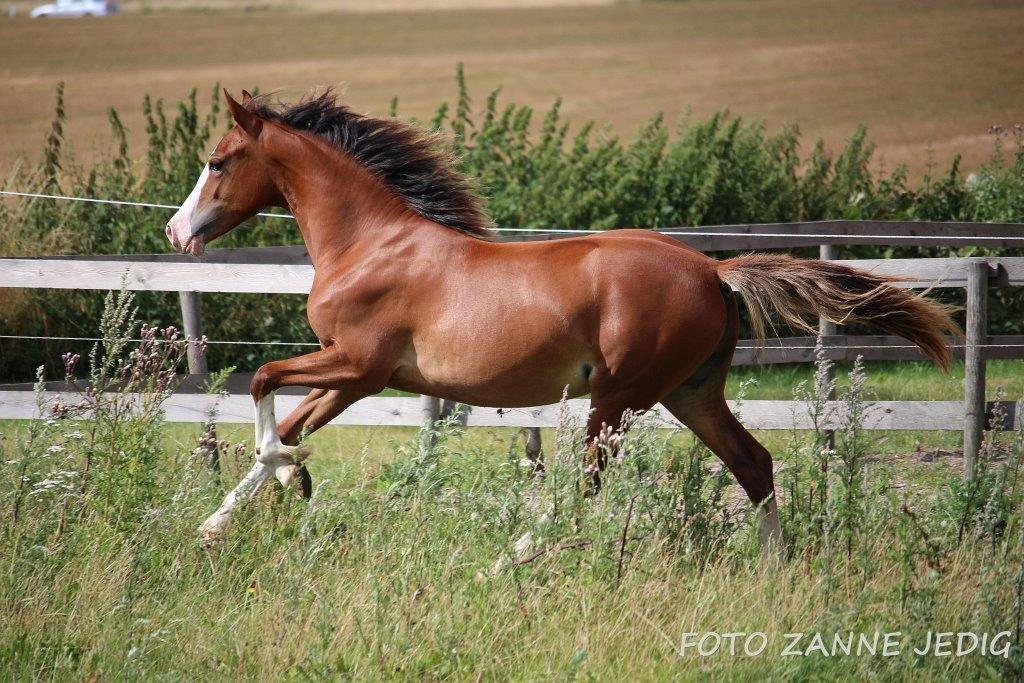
2, 0, 1024, 175
1, 354, 1023, 678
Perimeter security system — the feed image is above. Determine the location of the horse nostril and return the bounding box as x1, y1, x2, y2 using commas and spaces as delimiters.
165, 224, 173, 237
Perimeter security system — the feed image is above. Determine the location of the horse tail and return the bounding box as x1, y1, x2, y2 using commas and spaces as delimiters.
716, 253, 960, 370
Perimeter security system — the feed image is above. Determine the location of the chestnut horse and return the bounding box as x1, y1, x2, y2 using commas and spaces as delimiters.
167, 89, 957, 555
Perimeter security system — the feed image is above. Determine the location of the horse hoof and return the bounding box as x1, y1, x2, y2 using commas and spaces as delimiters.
263, 444, 312, 489
199, 513, 229, 548
274, 463, 299, 488
298, 465, 313, 499
282, 444, 311, 464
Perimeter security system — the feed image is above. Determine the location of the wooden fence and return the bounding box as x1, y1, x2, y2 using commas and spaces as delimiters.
2, 220, 1023, 478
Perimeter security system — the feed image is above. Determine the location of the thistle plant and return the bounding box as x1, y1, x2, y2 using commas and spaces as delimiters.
1, 288, 190, 545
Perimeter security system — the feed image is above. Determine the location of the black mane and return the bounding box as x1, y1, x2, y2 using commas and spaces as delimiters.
247, 90, 492, 237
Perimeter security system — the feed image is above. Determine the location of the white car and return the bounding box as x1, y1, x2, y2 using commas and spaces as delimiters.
30, 0, 117, 18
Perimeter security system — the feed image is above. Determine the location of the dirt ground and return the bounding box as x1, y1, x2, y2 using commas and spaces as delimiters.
2, 0, 1023, 175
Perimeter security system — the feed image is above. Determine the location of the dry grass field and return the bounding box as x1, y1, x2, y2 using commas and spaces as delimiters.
7, 0, 614, 13
1, 0, 1023, 175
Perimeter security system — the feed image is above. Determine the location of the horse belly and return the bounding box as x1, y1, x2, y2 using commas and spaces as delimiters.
389, 327, 593, 408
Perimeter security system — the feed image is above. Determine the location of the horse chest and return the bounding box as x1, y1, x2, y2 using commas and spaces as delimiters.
304, 276, 392, 345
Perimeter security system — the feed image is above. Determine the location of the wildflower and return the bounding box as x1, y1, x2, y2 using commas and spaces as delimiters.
50, 396, 69, 418
61, 352, 80, 375
30, 469, 78, 496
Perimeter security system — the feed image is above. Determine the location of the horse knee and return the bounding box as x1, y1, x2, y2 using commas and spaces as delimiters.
250, 364, 278, 401
276, 420, 303, 446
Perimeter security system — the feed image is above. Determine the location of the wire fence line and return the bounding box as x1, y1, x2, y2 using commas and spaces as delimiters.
0, 334, 319, 347
5, 189, 1024, 241
0, 190, 294, 220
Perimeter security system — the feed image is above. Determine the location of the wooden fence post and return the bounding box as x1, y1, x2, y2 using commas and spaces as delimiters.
819, 244, 838, 449
420, 394, 441, 454
523, 426, 544, 473
177, 291, 208, 375
440, 399, 469, 426
963, 260, 989, 480
179, 290, 218, 471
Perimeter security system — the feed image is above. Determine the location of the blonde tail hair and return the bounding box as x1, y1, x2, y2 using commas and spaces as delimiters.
717, 253, 960, 370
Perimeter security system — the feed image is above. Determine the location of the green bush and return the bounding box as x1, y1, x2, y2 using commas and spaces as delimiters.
2, 67, 1022, 381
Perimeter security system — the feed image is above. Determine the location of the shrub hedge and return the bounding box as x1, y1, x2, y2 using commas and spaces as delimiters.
1, 67, 1022, 381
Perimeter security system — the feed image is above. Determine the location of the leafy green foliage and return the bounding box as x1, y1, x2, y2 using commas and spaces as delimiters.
2, 70, 1022, 381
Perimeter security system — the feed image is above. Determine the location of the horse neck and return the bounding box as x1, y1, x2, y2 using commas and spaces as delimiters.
269, 133, 435, 267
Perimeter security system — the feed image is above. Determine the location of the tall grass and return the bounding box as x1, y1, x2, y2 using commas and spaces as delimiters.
1, 67, 1023, 381
1, 294, 1022, 678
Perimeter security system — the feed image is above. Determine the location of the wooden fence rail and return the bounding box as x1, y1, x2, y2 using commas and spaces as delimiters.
0, 391, 1018, 433
24, 220, 1024, 255
517, 220, 1024, 250
1, 255, 1020, 293
733, 335, 1024, 364
2, 221, 1023, 477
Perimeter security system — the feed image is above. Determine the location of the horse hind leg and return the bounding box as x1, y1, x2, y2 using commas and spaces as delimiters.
492, 392, 644, 574
662, 380, 784, 561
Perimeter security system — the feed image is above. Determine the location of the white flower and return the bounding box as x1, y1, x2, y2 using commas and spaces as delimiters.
29, 470, 79, 496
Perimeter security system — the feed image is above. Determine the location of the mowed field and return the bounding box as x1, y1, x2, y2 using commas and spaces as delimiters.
1, 0, 1023, 175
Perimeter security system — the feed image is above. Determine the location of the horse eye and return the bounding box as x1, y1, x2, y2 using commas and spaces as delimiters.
209, 160, 224, 173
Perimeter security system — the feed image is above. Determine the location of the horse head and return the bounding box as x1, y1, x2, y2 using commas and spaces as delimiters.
166, 89, 279, 256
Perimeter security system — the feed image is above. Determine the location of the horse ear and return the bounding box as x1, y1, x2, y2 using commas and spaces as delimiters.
224, 88, 262, 138
241, 89, 254, 105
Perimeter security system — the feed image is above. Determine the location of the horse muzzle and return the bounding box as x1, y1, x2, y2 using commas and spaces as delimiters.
166, 203, 225, 257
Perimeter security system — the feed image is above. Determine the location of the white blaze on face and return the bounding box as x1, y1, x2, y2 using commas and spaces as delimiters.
165, 164, 210, 256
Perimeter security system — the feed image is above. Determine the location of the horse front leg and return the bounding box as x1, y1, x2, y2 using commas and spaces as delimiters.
268, 388, 329, 499
199, 347, 371, 542
275, 387, 371, 497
